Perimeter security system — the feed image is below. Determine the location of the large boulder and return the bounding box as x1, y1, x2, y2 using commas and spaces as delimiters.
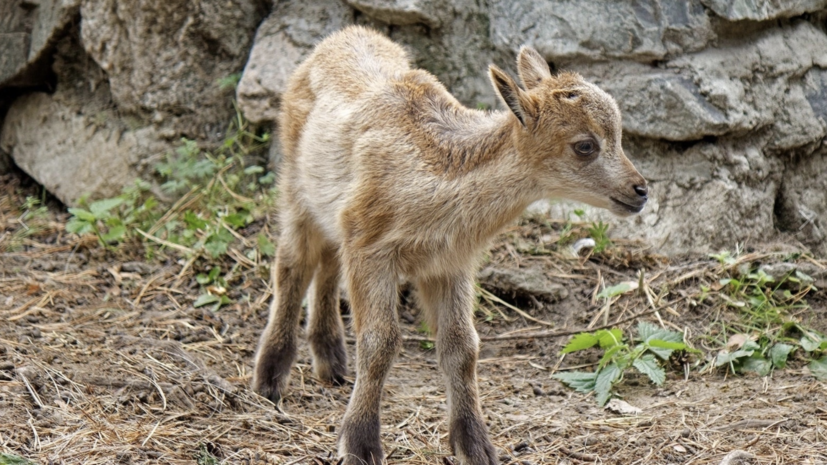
236, 0, 354, 124
0, 0, 80, 88
0, 0, 264, 205
80, 0, 264, 139
491, 0, 714, 62
701, 0, 827, 21
2, 0, 827, 257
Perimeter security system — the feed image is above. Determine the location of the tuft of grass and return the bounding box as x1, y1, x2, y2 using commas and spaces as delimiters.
3, 196, 50, 252
704, 248, 824, 379
588, 220, 612, 254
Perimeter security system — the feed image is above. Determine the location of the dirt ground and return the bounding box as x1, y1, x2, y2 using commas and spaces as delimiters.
1, 171, 826, 465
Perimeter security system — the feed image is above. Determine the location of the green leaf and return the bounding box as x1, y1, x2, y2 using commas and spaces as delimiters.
769, 343, 794, 369
647, 340, 686, 350
741, 355, 772, 376
0, 453, 37, 465
223, 212, 248, 228
715, 350, 753, 367
196, 273, 211, 285
742, 340, 761, 352
596, 328, 623, 349
646, 339, 686, 360
204, 237, 230, 258
257, 234, 276, 257
194, 294, 219, 308
795, 270, 814, 283
637, 321, 660, 341
258, 172, 276, 185
100, 225, 127, 243
208, 266, 221, 281
65, 218, 93, 235
594, 363, 622, 406
561, 333, 599, 353
597, 344, 626, 369
809, 356, 827, 380
244, 165, 264, 175
632, 354, 665, 386
89, 197, 124, 216
68, 207, 97, 222
596, 282, 632, 300
552, 371, 597, 393
801, 335, 823, 353
184, 211, 208, 230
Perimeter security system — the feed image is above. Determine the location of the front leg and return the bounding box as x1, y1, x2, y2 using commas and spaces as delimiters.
417, 274, 498, 465
338, 254, 401, 465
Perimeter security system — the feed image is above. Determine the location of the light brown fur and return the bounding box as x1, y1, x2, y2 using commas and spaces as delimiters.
253, 26, 647, 465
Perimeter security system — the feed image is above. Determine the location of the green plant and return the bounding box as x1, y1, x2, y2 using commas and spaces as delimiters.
713, 326, 827, 380
194, 444, 220, 465
217, 73, 242, 91
66, 105, 276, 261
553, 322, 690, 406
4, 196, 50, 251
718, 268, 815, 330
194, 266, 233, 311
417, 321, 434, 350
588, 221, 612, 253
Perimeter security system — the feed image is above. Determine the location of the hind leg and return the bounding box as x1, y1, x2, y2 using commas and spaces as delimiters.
307, 245, 347, 385
338, 252, 401, 465
252, 208, 323, 403
417, 273, 497, 465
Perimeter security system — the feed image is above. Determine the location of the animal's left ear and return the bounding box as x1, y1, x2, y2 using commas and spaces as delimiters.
517, 46, 552, 90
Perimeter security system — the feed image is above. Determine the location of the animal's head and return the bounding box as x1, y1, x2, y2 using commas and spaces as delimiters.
489, 47, 647, 217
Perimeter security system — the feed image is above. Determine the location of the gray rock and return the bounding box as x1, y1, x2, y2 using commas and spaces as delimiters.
491, 0, 713, 62
701, 0, 827, 21
1, 91, 140, 205
237, 0, 353, 123
757, 262, 827, 284
0, 31, 171, 206
478, 266, 569, 302
535, 136, 783, 255
602, 73, 730, 141
346, 0, 448, 28
775, 149, 827, 256
587, 22, 827, 142
0, 0, 80, 86
80, 0, 263, 138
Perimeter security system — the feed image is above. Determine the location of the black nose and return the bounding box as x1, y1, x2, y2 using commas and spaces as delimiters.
634, 185, 648, 198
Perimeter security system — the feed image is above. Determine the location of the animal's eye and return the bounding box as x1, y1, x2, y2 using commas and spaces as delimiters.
573, 140, 597, 156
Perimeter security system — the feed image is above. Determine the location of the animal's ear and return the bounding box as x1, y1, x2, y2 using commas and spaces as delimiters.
517, 46, 552, 90
489, 64, 536, 128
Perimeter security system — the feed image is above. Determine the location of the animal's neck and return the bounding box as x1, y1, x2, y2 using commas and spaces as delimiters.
420, 110, 516, 176
443, 113, 542, 244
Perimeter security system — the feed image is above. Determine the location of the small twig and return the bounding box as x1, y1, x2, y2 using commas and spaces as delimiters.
19, 371, 44, 408
142, 420, 161, 447
478, 287, 555, 327
136, 228, 196, 255
400, 297, 687, 344
133, 272, 166, 307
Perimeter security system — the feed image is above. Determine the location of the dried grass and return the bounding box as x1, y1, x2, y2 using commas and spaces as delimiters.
1, 173, 826, 464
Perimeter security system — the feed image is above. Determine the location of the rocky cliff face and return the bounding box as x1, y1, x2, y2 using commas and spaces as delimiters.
1, 0, 826, 256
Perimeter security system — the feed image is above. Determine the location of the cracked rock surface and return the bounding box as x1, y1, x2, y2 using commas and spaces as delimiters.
1, 0, 826, 255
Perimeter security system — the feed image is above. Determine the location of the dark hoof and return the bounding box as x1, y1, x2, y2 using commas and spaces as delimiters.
310, 335, 348, 385
252, 341, 296, 404
450, 415, 498, 465
339, 416, 384, 465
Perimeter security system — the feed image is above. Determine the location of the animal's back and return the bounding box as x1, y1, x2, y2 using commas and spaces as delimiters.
278, 26, 410, 161
277, 27, 412, 243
